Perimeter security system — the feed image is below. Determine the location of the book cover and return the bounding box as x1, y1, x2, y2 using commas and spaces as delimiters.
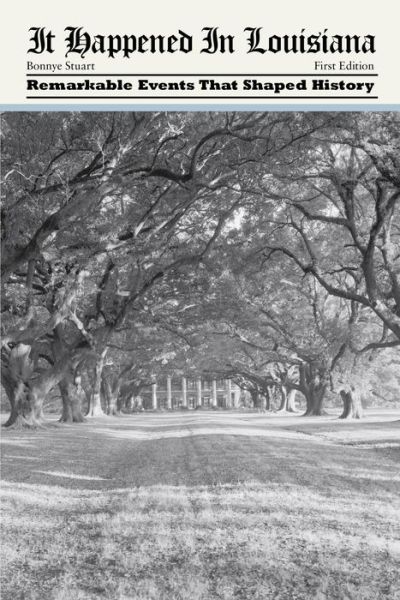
1, 2, 399, 600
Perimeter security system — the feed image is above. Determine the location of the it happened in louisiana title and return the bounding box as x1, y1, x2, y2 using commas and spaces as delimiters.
28, 26, 376, 58
26, 77, 376, 95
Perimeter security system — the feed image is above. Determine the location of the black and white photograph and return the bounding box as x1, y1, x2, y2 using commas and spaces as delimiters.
1, 111, 399, 599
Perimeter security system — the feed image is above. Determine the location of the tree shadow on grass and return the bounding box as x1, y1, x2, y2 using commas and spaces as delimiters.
1, 423, 399, 498
2, 475, 400, 600
2, 413, 400, 600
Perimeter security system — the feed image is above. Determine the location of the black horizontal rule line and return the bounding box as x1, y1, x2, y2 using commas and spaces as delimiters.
26, 73, 379, 77
26, 96, 379, 100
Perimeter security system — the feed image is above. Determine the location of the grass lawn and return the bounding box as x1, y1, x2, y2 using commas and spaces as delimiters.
1, 410, 400, 600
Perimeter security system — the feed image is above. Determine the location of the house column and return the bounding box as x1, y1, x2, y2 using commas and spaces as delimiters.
182, 377, 187, 408
196, 378, 202, 408
233, 384, 241, 408
152, 382, 157, 410
226, 379, 232, 408
212, 380, 218, 408
166, 375, 172, 409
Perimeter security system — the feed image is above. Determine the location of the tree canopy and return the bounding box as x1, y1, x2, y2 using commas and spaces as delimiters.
1, 111, 399, 426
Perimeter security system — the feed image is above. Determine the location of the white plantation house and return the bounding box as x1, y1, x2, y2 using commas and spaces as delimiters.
139, 377, 242, 410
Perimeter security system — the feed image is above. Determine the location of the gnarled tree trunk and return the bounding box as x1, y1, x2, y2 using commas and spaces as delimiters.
2, 343, 46, 428
250, 388, 259, 409
86, 349, 107, 417
303, 387, 326, 416
53, 324, 85, 423
1, 370, 19, 427
3, 368, 65, 428
119, 382, 144, 412
339, 386, 363, 419
2, 380, 36, 428
103, 375, 122, 416
267, 385, 276, 410
59, 374, 85, 423
264, 388, 271, 411
287, 389, 297, 412
300, 364, 327, 416
278, 387, 297, 412
277, 386, 288, 411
